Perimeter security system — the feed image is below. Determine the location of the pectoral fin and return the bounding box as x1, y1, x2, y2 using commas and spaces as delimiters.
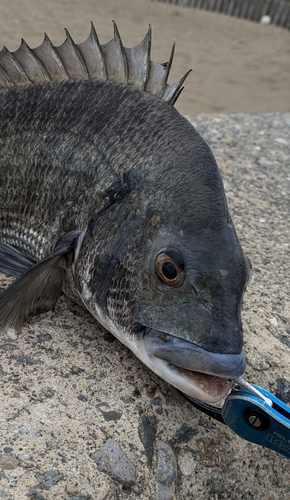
0, 243, 36, 276
0, 230, 79, 334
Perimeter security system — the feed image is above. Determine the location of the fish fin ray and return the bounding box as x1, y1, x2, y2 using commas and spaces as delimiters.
55, 29, 90, 79
0, 46, 31, 85
0, 243, 36, 277
0, 230, 79, 334
0, 23, 190, 104
0, 255, 65, 334
13, 38, 51, 84
162, 69, 192, 104
125, 25, 151, 90
145, 40, 175, 98
33, 33, 69, 80
77, 22, 107, 80
100, 21, 128, 83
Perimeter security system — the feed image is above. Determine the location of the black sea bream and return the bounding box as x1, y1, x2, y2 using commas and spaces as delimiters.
0, 23, 251, 402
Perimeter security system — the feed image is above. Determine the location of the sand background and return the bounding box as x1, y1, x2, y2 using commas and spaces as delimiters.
0, 1, 290, 499
0, 0, 290, 115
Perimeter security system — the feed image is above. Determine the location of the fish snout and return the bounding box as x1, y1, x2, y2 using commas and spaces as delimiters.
144, 330, 245, 378
201, 318, 243, 355
141, 329, 245, 402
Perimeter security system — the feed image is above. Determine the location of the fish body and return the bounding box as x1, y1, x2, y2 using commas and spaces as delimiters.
0, 24, 251, 402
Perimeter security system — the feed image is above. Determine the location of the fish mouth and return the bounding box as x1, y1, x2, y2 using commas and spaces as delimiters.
143, 329, 246, 403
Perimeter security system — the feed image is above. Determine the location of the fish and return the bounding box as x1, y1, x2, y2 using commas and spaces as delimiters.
0, 22, 252, 403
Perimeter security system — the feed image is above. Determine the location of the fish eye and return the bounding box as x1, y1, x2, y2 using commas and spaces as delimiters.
155, 248, 185, 286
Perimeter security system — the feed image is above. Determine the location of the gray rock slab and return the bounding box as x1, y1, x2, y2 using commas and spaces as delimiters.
91, 438, 136, 488
156, 441, 177, 500
138, 415, 157, 466
276, 378, 290, 404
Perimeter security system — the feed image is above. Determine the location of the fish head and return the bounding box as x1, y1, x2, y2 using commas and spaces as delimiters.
73, 157, 251, 403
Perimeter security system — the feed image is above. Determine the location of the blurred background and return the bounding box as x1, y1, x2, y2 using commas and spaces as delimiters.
0, 0, 289, 115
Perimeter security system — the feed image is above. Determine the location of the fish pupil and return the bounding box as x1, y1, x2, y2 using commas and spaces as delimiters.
162, 262, 177, 280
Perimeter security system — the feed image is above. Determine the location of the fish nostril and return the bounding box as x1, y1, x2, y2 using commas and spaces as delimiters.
158, 334, 168, 342
192, 285, 198, 296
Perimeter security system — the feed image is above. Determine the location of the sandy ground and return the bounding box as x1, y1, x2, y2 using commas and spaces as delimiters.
0, 0, 289, 115
0, 1, 290, 499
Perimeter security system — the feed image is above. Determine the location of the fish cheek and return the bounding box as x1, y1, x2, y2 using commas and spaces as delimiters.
73, 190, 143, 312
106, 212, 163, 334
139, 290, 211, 343
106, 239, 147, 334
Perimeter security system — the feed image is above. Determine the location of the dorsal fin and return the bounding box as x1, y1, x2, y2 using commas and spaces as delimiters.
0, 21, 191, 105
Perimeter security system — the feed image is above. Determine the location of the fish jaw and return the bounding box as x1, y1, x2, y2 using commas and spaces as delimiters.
74, 285, 244, 403
91, 308, 246, 403
139, 329, 246, 403
142, 358, 232, 403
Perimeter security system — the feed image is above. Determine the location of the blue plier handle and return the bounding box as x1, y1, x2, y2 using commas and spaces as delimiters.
183, 378, 290, 460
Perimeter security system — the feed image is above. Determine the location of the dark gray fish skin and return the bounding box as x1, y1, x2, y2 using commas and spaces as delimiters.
0, 27, 250, 402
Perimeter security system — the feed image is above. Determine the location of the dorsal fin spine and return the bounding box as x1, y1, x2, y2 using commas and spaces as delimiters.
0, 65, 13, 86
13, 38, 50, 83
0, 46, 31, 85
112, 21, 129, 82
141, 25, 151, 90
124, 25, 151, 90
34, 33, 69, 80
78, 22, 107, 80
162, 40, 175, 87
162, 69, 192, 105
55, 29, 88, 79
0, 23, 191, 105
64, 29, 89, 77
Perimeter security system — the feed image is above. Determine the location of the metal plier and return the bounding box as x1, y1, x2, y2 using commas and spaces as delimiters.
183, 378, 290, 460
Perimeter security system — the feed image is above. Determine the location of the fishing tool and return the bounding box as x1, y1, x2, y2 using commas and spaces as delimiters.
184, 377, 290, 460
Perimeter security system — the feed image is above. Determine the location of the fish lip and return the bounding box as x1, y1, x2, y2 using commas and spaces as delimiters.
143, 328, 245, 378
142, 328, 246, 402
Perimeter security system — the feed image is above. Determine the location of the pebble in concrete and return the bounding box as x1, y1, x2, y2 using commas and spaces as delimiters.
0, 455, 18, 470
247, 353, 270, 371
138, 415, 157, 467
178, 452, 196, 476
173, 423, 198, 444
276, 377, 290, 404
91, 438, 136, 488
35, 469, 63, 489
156, 441, 177, 500
26, 469, 63, 497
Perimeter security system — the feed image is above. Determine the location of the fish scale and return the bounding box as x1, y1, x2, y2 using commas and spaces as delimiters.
0, 23, 251, 403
